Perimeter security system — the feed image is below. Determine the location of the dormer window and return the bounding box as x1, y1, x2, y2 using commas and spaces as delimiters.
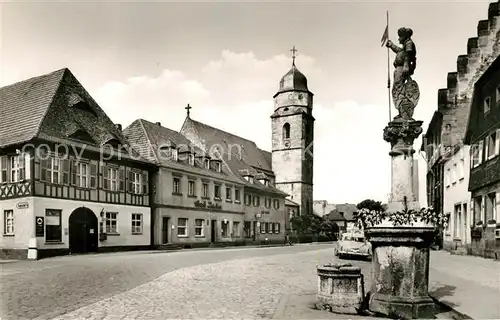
484, 96, 491, 114
244, 176, 254, 184
204, 159, 210, 169
214, 161, 221, 172
188, 153, 194, 166
172, 149, 178, 161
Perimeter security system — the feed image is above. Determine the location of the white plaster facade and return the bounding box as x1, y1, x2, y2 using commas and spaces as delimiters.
0, 196, 150, 251
443, 145, 471, 249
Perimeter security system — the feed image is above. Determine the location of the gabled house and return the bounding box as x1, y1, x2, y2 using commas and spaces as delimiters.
464, 55, 500, 258
0, 68, 155, 259
180, 115, 289, 243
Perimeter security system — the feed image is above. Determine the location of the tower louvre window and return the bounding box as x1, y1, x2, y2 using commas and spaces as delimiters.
283, 123, 290, 140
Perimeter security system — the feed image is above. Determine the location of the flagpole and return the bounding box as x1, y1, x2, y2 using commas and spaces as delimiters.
386, 10, 392, 122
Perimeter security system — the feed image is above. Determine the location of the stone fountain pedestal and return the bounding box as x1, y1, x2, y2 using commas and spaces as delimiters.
365, 119, 437, 319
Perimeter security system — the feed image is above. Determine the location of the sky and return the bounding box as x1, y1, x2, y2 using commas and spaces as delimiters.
0, 0, 494, 205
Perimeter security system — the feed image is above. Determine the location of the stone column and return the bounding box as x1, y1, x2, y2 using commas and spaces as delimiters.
365, 119, 437, 319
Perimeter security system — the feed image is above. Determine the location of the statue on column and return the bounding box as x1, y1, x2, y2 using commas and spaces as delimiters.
386, 27, 420, 121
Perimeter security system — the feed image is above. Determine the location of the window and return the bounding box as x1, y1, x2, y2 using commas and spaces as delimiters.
234, 189, 241, 202
273, 199, 280, 210
188, 180, 195, 196
221, 220, 229, 237
131, 213, 143, 234
471, 141, 484, 168
233, 221, 240, 237
172, 149, 178, 161
0, 156, 7, 183
173, 177, 181, 194
265, 197, 271, 208
454, 204, 462, 238
214, 185, 221, 199
473, 196, 483, 224
195, 219, 204, 236
260, 222, 265, 233
458, 158, 464, 180
445, 169, 450, 187
10, 155, 25, 182
484, 96, 491, 114
445, 213, 451, 232
3, 210, 14, 235
188, 154, 194, 165
226, 187, 232, 200
104, 167, 118, 191
283, 123, 290, 140
244, 194, 252, 206
485, 130, 500, 160
274, 222, 281, 234
214, 161, 221, 172
486, 193, 496, 222
451, 164, 457, 184
42, 157, 61, 184
204, 159, 210, 169
74, 162, 89, 188
265, 222, 269, 233
177, 218, 188, 236
106, 212, 118, 233
45, 209, 62, 242
252, 196, 260, 207
132, 172, 142, 194
202, 182, 209, 198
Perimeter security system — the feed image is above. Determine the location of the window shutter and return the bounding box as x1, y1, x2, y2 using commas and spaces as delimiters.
62, 159, 70, 185
101, 163, 108, 190
40, 158, 48, 182
495, 129, 500, 155
24, 153, 31, 180
18, 154, 25, 181
494, 192, 500, 221
127, 168, 133, 192
277, 223, 280, 234
481, 196, 485, 222
90, 162, 97, 188
142, 171, 148, 194
119, 167, 125, 192
0, 156, 7, 183
470, 145, 474, 168
71, 160, 77, 186
478, 140, 484, 164
485, 136, 490, 160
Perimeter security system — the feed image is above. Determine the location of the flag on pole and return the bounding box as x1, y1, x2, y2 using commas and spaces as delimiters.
381, 25, 389, 47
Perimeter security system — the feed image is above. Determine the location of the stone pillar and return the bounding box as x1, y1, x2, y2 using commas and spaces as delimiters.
365, 119, 437, 319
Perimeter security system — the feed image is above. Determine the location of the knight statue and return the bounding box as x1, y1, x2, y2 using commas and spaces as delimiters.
386, 27, 420, 121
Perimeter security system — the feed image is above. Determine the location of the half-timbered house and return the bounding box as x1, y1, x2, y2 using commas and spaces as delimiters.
0, 68, 155, 259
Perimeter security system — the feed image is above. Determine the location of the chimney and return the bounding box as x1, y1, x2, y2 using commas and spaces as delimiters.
115, 124, 122, 131
156, 122, 162, 126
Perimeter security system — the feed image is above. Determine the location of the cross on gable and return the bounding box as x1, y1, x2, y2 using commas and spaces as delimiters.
185, 103, 192, 117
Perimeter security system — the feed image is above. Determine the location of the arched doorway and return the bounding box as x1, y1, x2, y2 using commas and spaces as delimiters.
69, 207, 98, 254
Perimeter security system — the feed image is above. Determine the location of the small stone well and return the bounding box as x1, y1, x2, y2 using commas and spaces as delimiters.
315, 263, 365, 314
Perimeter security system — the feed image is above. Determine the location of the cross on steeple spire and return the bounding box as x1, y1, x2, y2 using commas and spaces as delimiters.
185, 103, 192, 117
290, 45, 298, 66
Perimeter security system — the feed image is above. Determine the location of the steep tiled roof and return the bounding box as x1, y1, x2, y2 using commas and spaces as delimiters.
0, 68, 66, 148
332, 203, 358, 221
124, 119, 244, 184
325, 210, 346, 222
181, 117, 273, 174
285, 199, 300, 207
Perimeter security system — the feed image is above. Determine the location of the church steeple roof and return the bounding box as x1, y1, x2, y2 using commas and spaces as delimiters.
274, 46, 310, 97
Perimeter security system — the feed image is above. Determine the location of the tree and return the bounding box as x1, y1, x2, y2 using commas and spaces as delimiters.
290, 212, 324, 235
356, 199, 385, 212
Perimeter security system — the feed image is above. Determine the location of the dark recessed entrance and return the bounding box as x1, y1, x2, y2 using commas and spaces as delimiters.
69, 207, 98, 254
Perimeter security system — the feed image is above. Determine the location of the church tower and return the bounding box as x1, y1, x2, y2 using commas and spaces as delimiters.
271, 47, 314, 216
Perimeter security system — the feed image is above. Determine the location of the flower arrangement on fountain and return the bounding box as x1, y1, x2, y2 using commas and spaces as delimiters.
354, 205, 449, 230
